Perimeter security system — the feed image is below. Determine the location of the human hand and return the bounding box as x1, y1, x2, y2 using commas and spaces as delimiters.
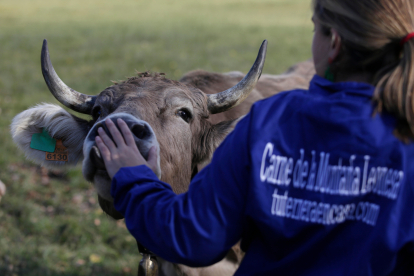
95, 118, 159, 179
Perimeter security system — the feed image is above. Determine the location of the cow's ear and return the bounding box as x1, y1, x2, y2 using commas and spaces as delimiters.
195, 116, 244, 170
11, 104, 90, 168
210, 116, 243, 150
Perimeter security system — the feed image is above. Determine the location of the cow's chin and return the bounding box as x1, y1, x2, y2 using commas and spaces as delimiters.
94, 170, 125, 219
93, 169, 113, 202
97, 194, 124, 220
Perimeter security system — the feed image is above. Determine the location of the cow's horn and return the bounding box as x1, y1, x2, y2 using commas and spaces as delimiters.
41, 39, 96, 114
207, 40, 267, 114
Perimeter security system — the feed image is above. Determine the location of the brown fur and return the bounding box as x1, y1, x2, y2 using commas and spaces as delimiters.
180, 59, 315, 124
90, 72, 213, 194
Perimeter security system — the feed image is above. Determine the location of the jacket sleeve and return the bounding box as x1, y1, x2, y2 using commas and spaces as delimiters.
111, 113, 253, 267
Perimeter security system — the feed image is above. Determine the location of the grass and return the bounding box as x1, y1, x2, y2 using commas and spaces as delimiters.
0, 0, 313, 275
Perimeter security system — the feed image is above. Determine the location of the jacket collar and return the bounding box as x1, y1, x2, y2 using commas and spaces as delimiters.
309, 75, 375, 97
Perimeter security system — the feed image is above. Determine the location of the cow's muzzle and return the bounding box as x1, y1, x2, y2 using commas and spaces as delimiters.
87, 116, 154, 169
82, 113, 161, 219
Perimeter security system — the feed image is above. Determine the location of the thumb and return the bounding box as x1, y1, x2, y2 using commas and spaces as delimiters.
147, 146, 160, 177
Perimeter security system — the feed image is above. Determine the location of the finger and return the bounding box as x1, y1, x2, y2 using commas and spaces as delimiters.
98, 127, 117, 152
105, 118, 125, 148
95, 136, 111, 161
118, 119, 136, 147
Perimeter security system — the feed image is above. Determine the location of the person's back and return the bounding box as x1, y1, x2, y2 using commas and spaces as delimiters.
231, 75, 414, 275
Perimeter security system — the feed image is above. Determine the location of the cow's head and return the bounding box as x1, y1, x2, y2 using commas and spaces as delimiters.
11, 40, 267, 219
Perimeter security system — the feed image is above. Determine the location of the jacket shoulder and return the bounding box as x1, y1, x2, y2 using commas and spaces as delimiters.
252, 89, 309, 116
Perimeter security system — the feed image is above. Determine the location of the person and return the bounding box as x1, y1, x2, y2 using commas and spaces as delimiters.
95, 0, 414, 274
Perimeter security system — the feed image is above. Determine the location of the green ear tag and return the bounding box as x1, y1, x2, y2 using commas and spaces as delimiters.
30, 128, 57, 153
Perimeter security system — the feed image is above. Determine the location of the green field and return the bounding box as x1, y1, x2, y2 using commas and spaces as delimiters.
0, 0, 313, 275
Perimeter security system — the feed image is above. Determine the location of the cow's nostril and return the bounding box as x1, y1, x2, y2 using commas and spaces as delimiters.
131, 124, 150, 140
94, 121, 115, 142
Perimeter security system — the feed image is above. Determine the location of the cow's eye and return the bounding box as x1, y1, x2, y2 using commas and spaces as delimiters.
92, 107, 101, 121
177, 109, 192, 123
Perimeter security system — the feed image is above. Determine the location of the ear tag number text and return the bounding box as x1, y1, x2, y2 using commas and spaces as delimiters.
46, 140, 68, 162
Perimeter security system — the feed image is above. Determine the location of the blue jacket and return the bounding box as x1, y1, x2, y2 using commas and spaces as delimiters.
111, 75, 414, 275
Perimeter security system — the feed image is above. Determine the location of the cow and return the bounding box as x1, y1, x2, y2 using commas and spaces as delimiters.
11, 39, 314, 276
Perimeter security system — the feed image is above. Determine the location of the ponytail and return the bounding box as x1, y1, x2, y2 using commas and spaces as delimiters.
375, 38, 414, 140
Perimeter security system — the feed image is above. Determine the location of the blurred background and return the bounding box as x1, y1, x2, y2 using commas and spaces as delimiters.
0, 0, 312, 275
